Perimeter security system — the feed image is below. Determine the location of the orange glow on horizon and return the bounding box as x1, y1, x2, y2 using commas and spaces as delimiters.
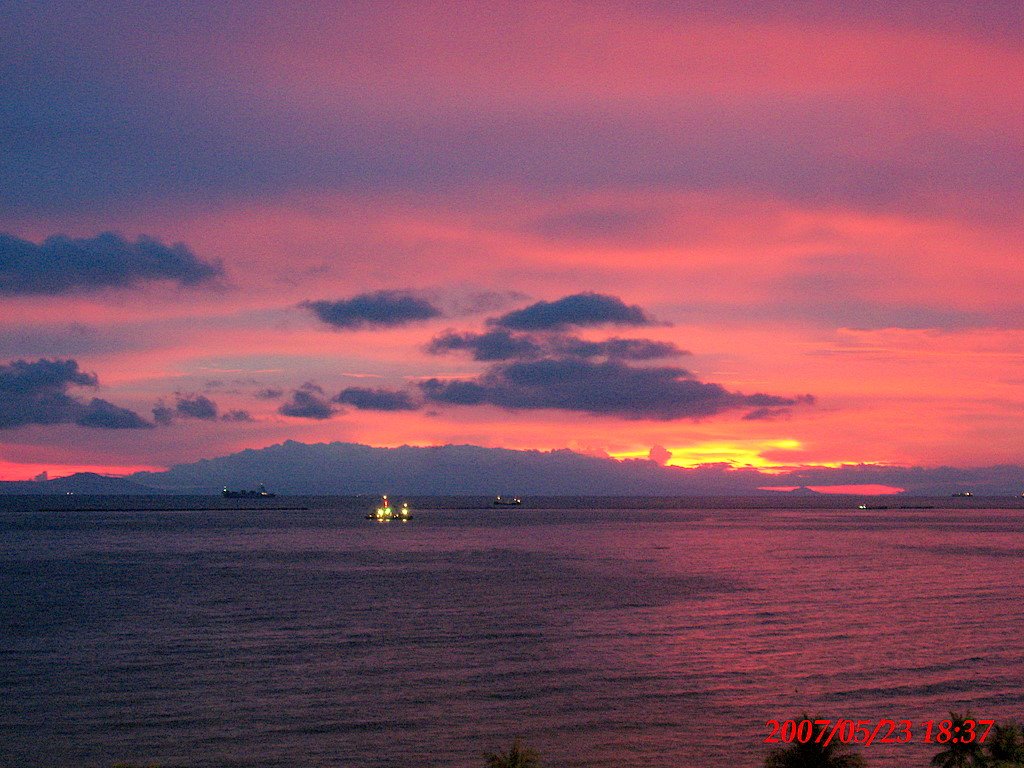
759, 485, 906, 495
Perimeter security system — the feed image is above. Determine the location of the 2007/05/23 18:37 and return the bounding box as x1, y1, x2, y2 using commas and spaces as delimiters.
765, 718, 995, 747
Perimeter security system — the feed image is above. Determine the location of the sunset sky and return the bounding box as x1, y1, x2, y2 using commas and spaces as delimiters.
1, 1, 1021, 486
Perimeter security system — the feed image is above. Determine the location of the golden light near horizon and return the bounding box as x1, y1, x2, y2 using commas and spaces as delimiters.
668, 439, 808, 473
609, 438, 895, 476
610, 439, 804, 472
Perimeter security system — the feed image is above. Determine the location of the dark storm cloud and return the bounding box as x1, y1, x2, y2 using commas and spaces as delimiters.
428, 329, 685, 361
175, 394, 218, 421
743, 407, 788, 421
427, 330, 544, 361
555, 337, 685, 360
303, 291, 443, 329
153, 394, 253, 424
421, 359, 806, 420
278, 383, 337, 419
152, 402, 175, 425
334, 387, 419, 411
0, 232, 222, 295
742, 401, 815, 420
423, 296, 787, 420
75, 398, 153, 429
0, 358, 151, 429
221, 409, 254, 422
491, 293, 653, 331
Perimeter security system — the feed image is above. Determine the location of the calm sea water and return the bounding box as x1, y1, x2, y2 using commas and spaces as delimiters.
2, 496, 1023, 768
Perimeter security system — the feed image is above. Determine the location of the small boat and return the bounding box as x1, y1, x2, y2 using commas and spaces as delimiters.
493, 496, 522, 507
952, 491, 973, 497
223, 483, 276, 498
366, 495, 412, 522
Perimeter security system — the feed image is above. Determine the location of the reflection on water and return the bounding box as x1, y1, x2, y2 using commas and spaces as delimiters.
1, 498, 1022, 767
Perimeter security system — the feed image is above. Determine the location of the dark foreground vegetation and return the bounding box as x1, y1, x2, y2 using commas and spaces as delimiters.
759, 713, 1024, 768
481, 713, 1024, 768
108, 713, 1024, 768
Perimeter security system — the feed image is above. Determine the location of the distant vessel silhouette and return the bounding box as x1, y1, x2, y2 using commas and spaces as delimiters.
952, 491, 973, 497
858, 503, 935, 510
222, 483, 276, 498
493, 496, 522, 507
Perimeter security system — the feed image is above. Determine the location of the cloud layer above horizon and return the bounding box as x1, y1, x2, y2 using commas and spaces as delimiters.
0, 359, 151, 430
0, 232, 222, 294
0, 1, 1020, 479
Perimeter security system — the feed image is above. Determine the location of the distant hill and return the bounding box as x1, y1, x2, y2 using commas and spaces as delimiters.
130, 440, 776, 495
8, 441, 1024, 497
0, 472, 162, 495
124, 441, 1024, 496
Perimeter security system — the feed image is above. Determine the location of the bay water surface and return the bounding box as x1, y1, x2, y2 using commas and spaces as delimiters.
2, 496, 1023, 767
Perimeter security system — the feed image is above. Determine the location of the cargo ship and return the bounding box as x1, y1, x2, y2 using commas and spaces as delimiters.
222, 483, 276, 498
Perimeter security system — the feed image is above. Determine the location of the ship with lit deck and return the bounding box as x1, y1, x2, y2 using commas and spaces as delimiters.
366, 495, 412, 521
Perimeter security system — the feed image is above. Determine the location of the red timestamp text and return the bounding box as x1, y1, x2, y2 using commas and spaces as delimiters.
764, 718, 995, 747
